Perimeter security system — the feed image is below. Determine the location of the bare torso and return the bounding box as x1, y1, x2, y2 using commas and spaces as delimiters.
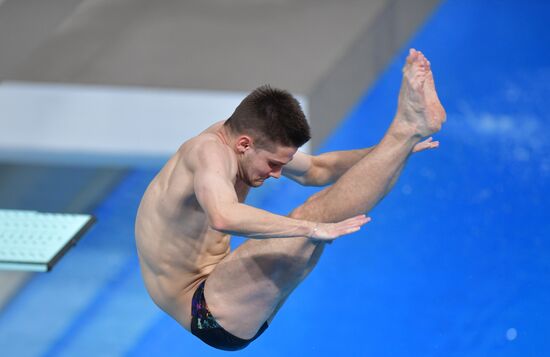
135, 121, 249, 330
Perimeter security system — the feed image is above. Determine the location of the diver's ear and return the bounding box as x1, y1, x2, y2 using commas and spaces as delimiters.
236, 135, 253, 154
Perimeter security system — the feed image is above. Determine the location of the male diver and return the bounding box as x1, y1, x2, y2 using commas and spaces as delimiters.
135, 49, 446, 351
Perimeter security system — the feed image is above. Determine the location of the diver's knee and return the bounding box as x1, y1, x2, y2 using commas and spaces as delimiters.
306, 189, 326, 203
290, 190, 330, 220
289, 205, 306, 219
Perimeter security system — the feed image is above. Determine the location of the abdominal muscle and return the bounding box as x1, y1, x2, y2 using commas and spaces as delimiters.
135, 145, 232, 330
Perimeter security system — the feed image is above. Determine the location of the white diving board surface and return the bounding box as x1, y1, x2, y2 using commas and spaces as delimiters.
0, 209, 95, 272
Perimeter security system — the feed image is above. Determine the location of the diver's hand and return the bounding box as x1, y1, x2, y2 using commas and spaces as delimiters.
309, 215, 371, 242
413, 137, 439, 153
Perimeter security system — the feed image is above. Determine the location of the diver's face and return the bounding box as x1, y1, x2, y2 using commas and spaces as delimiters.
242, 144, 297, 187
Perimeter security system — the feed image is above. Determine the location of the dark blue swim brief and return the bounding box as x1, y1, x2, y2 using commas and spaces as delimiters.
190, 280, 269, 351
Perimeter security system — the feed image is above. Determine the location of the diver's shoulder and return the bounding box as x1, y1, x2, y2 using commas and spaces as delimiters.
176, 131, 223, 154
175, 132, 233, 171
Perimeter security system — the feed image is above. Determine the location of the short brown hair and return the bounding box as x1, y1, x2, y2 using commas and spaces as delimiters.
224, 85, 311, 149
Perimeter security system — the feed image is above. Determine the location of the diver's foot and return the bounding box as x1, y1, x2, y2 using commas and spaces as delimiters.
396, 49, 446, 137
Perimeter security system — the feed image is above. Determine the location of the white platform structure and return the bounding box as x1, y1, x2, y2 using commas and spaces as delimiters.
0, 82, 310, 166
0, 0, 441, 152
0, 209, 95, 272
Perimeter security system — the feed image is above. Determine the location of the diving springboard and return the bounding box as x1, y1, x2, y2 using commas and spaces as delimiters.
0, 209, 95, 272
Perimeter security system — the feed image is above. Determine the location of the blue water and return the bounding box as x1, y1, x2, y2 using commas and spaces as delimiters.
1, 0, 549, 355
